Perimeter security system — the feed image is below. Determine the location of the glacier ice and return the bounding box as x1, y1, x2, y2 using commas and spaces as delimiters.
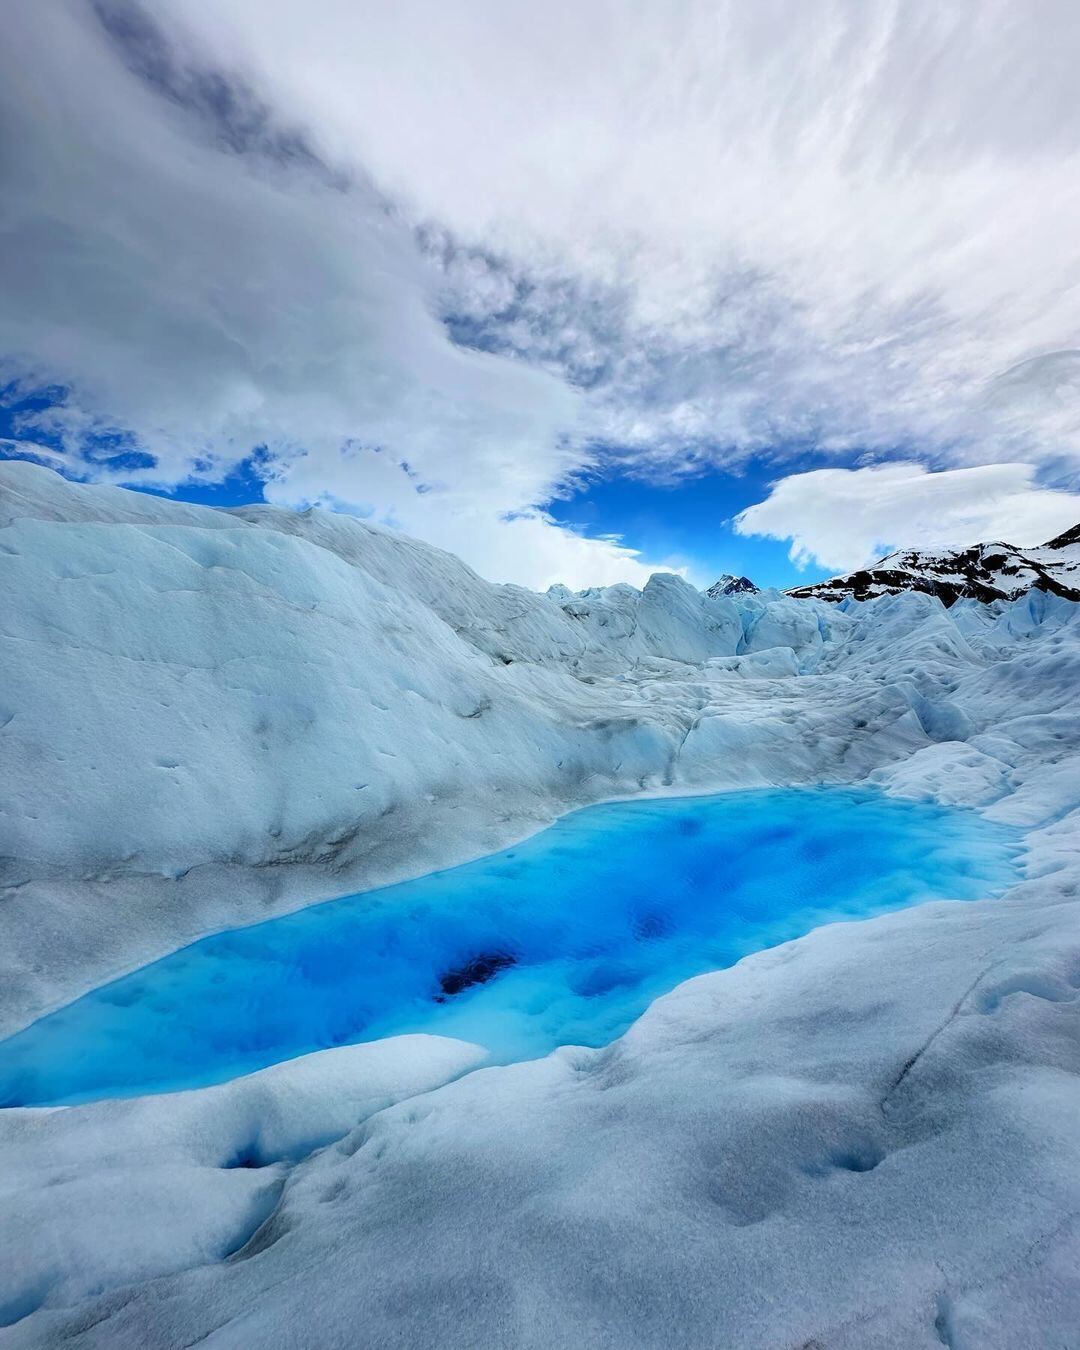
1, 461, 1079, 1348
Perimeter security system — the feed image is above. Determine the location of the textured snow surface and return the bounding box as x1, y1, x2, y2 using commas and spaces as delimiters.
1, 462, 1079, 1347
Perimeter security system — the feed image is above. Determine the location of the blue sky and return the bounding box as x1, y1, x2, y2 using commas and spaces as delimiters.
3, 2, 1080, 592
0, 387, 826, 589
548, 466, 829, 590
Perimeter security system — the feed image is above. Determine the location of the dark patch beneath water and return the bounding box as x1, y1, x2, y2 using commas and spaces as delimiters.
436, 951, 518, 1000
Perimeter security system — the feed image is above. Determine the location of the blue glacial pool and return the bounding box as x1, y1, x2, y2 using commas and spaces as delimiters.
0, 787, 1022, 1106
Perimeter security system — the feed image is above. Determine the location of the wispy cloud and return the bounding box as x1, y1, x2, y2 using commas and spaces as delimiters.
163, 0, 1080, 474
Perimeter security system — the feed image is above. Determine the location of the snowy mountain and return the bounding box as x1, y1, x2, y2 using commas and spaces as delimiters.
706, 572, 759, 597
1, 461, 1080, 1349
787, 529, 1080, 605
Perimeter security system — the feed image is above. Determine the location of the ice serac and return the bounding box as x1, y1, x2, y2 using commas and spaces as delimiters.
787, 529, 1080, 605
1, 461, 1079, 1348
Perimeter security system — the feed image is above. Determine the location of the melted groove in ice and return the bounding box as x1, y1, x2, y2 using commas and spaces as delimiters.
0, 787, 1020, 1107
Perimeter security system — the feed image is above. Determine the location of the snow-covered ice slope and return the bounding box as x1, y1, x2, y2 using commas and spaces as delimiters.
1, 461, 1079, 1347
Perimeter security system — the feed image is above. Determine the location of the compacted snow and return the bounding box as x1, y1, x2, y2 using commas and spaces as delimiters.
1, 461, 1079, 1347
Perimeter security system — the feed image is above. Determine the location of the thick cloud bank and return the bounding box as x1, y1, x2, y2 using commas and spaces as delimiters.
160, 0, 1080, 470
4, 1, 1080, 584
0, 2, 662, 589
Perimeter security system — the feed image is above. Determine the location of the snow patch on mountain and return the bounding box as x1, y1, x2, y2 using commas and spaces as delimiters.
788, 530, 1080, 606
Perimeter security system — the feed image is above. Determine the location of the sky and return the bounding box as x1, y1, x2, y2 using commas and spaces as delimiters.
3, 1, 1080, 590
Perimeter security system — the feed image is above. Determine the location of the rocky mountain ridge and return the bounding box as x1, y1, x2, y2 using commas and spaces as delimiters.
784, 528, 1080, 606
706, 573, 759, 598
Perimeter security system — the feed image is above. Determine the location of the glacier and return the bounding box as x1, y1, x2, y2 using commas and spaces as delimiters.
1, 459, 1079, 1347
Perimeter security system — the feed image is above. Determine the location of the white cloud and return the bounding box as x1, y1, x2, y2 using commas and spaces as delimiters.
163, 0, 1080, 471
0, 1, 664, 589
734, 463, 1080, 572
4, 0, 1080, 589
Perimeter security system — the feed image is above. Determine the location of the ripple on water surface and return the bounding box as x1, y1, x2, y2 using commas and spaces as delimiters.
0, 787, 1022, 1105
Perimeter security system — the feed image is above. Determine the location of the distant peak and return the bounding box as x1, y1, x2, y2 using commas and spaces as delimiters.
706, 574, 758, 598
